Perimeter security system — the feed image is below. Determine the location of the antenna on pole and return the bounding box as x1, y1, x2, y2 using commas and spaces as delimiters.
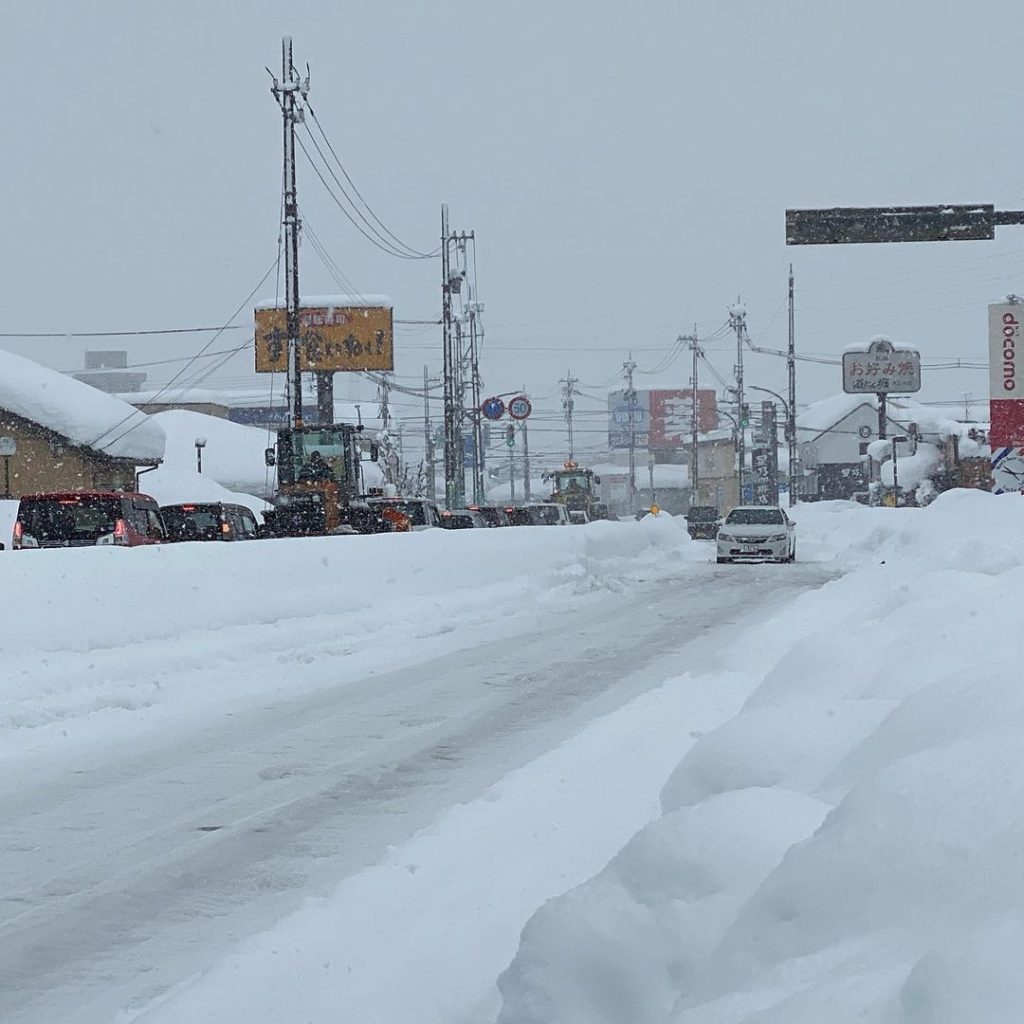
270, 37, 310, 429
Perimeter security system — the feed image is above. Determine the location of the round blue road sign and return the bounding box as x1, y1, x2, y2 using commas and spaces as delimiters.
481, 396, 505, 420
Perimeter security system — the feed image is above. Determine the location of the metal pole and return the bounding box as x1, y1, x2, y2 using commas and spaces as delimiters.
892, 440, 899, 505
441, 205, 458, 508
624, 356, 637, 514
877, 392, 887, 440
271, 38, 306, 431
469, 303, 484, 504
787, 264, 797, 506
690, 333, 700, 503
4, 456, 9, 499
508, 437, 515, 503
423, 364, 435, 500
730, 304, 746, 499
522, 415, 531, 501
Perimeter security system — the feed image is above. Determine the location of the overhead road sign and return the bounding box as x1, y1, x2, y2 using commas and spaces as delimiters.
786, 204, 1024, 246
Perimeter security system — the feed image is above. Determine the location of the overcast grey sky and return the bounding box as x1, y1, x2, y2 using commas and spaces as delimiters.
3, 0, 1021, 456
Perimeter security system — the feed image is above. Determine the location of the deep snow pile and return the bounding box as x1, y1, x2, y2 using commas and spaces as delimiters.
0, 515, 699, 755
496, 489, 1024, 1024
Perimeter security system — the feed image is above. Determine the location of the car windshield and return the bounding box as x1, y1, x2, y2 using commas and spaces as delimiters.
725, 508, 784, 525
162, 506, 222, 541
688, 507, 719, 521
18, 497, 122, 544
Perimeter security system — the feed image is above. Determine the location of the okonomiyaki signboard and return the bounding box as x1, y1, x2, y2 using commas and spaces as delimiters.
841, 337, 921, 394
254, 295, 394, 373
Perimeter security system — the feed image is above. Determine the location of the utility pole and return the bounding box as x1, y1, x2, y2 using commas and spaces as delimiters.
688, 332, 701, 504
423, 364, 436, 500
522, 405, 531, 501
467, 297, 485, 504
624, 355, 638, 514
729, 303, 747, 500
560, 369, 579, 458
270, 38, 310, 430
440, 207, 474, 508
787, 264, 797, 506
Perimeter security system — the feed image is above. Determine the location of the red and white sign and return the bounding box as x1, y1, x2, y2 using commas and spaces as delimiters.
989, 302, 1024, 448
648, 389, 718, 446
507, 395, 532, 420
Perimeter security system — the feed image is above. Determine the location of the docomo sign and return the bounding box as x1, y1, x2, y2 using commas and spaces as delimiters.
988, 302, 1024, 448
990, 303, 1021, 396
842, 337, 921, 394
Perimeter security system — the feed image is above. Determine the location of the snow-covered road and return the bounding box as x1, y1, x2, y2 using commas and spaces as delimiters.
0, 520, 834, 1023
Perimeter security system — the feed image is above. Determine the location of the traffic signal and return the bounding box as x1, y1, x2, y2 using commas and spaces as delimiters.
739, 403, 751, 428
505, 424, 516, 447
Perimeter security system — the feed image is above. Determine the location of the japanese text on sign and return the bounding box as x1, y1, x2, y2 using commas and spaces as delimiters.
842, 338, 921, 394
254, 305, 394, 373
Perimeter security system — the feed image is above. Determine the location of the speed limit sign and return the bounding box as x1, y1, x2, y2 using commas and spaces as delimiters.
507, 395, 532, 420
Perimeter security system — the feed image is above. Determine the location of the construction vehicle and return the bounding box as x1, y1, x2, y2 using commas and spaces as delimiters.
262, 422, 388, 537
544, 460, 610, 521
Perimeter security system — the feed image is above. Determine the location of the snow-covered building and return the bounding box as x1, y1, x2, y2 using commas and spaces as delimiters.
0, 349, 165, 497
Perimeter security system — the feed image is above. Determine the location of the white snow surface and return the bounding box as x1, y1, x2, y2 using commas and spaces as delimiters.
5, 492, 1024, 1023
146, 409, 275, 500
0, 348, 165, 461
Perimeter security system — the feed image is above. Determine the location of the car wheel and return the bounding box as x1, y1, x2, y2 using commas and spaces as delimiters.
789, 544, 796, 563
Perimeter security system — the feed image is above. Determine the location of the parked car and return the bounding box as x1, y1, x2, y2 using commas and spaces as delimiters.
467, 504, 511, 527
506, 502, 571, 526
716, 505, 796, 564
685, 505, 722, 539
12, 491, 167, 549
439, 508, 487, 529
161, 502, 261, 542
366, 497, 443, 530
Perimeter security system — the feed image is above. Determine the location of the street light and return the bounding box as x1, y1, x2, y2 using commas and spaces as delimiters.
195, 437, 207, 474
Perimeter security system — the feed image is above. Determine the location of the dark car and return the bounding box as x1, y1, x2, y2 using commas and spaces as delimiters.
685, 505, 721, 539
467, 504, 511, 527
161, 502, 261, 542
439, 508, 487, 529
12, 491, 167, 549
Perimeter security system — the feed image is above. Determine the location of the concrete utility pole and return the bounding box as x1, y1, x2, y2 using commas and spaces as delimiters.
522, 413, 531, 501
440, 206, 474, 508
270, 38, 310, 429
729, 303, 748, 499
466, 295, 485, 504
423, 364, 436, 500
688, 332, 701, 504
560, 369, 578, 459
787, 264, 797, 506
624, 356, 638, 514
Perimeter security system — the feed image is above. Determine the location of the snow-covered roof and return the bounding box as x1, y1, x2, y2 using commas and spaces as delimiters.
253, 294, 394, 311
796, 394, 876, 436
0, 348, 165, 462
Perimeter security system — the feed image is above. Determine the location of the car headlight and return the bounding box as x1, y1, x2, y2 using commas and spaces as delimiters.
768, 532, 787, 541
718, 532, 735, 542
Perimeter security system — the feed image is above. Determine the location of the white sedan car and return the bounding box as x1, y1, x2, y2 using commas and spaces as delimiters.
716, 505, 796, 563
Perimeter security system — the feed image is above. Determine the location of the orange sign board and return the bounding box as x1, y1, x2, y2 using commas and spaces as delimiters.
254, 304, 394, 373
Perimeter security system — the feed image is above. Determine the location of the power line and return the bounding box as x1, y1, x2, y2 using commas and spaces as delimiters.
306, 105, 438, 259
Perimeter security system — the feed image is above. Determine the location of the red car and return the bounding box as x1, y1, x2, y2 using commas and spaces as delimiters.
12, 491, 168, 549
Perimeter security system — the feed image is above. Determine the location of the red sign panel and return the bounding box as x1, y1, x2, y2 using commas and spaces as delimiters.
648, 389, 718, 446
